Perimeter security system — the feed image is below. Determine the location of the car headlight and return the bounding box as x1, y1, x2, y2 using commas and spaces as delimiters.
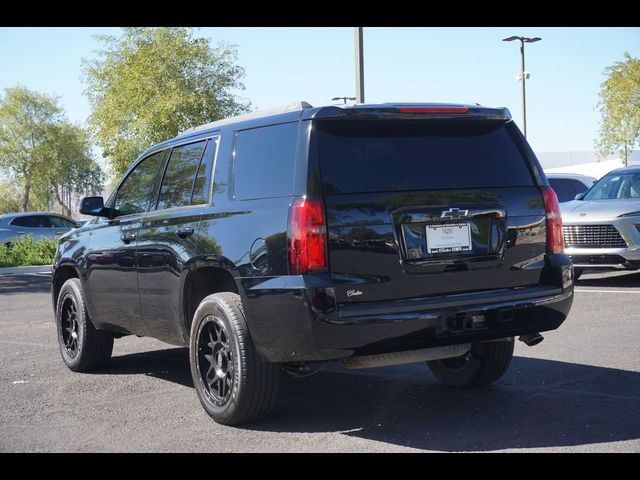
618, 211, 640, 217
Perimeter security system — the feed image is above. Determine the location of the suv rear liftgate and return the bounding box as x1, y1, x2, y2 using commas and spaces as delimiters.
288, 105, 573, 361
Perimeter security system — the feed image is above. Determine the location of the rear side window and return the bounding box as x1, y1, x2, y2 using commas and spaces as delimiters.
233, 122, 298, 200
313, 121, 534, 194
48, 216, 76, 228
10, 215, 51, 228
157, 140, 207, 210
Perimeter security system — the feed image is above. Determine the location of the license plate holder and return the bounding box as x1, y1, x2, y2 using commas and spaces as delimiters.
426, 223, 472, 254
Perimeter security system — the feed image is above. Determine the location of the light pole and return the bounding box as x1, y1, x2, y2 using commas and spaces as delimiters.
354, 27, 365, 103
502, 35, 541, 138
332, 96, 356, 105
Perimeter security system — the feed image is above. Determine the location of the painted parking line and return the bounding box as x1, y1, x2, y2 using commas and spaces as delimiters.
575, 289, 640, 294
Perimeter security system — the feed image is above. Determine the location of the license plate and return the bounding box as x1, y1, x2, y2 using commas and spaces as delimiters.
426, 223, 472, 254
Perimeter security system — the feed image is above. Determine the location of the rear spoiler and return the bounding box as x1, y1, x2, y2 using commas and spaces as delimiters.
302, 103, 511, 122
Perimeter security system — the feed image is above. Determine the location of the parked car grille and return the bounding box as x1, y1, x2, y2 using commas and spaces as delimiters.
563, 224, 627, 248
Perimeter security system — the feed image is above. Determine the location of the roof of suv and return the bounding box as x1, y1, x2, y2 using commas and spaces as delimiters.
173, 101, 511, 138
136, 101, 513, 166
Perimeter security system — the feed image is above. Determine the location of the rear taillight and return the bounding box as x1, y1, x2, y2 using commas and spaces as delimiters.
288, 197, 328, 274
543, 187, 564, 254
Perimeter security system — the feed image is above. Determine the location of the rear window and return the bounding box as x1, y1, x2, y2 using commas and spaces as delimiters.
313, 121, 534, 194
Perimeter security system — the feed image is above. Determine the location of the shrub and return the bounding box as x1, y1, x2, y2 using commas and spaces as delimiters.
0, 235, 57, 267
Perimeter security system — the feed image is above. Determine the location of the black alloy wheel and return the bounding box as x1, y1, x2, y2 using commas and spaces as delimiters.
197, 315, 235, 406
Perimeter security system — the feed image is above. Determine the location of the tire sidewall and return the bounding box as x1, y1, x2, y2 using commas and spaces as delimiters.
189, 298, 243, 422
55, 280, 86, 370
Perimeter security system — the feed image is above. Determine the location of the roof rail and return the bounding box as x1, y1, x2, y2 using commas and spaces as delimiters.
179, 101, 313, 135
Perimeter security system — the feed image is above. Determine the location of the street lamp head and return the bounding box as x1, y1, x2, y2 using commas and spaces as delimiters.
524, 37, 542, 43
502, 36, 521, 42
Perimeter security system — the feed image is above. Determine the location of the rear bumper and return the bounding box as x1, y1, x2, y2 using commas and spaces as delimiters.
240, 254, 574, 363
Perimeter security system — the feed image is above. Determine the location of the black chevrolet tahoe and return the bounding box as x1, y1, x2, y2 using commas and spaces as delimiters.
51, 102, 574, 425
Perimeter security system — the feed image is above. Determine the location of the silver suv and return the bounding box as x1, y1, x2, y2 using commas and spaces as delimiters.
561, 166, 640, 277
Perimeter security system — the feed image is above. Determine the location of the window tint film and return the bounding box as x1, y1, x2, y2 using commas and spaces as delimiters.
548, 178, 573, 202
114, 150, 166, 216
313, 121, 534, 194
234, 122, 298, 200
157, 141, 207, 210
567, 179, 589, 197
10, 215, 51, 228
48, 216, 76, 228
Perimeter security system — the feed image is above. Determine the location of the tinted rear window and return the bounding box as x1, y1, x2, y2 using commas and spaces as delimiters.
233, 122, 298, 200
314, 121, 534, 194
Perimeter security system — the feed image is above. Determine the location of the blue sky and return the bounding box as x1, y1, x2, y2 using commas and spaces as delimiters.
0, 27, 638, 153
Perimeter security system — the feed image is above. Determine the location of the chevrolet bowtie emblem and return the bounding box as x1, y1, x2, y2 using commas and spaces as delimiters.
441, 208, 469, 219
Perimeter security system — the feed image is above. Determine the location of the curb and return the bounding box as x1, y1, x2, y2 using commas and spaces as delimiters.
0, 265, 52, 276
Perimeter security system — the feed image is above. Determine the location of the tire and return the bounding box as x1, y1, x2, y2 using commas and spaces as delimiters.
427, 338, 514, 387
189, 292, 281, 425
573, 268, 583, 281
55, 278, 114, 372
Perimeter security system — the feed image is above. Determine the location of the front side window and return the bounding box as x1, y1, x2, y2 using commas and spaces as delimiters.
156, 140, 207, 210
48, 216, 76, 228
10, 215, 51, 228
114, 150, 166, 216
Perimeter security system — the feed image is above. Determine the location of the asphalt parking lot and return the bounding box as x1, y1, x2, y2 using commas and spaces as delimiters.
0, 270, 639, 452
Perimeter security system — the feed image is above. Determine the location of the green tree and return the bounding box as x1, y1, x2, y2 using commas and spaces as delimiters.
45, 123, 103, 217
596, 52, 640, 165
0, 86, 63, 211
0, 178, 22, 214
83, 27, 250, 178
0, 86, 103, 215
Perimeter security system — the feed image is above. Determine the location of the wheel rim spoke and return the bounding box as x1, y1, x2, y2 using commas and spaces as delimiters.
198, 315, 234, 405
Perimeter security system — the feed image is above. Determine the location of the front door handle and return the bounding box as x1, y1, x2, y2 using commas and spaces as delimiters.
121, 232, 136, 244
176, 227, 194, 238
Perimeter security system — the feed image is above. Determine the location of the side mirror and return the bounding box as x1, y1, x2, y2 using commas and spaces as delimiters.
574, 193, 585, 201
80, 196, 107, 216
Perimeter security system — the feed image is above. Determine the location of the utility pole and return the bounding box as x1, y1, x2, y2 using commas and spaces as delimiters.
354, 27, 365, 104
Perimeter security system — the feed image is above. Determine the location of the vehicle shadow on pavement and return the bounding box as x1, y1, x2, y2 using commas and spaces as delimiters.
94, 347, 194, 388
97, 347, 640, 451
254, 357, 640, 451
577, 270, 640, 288
0, 274, 51, 295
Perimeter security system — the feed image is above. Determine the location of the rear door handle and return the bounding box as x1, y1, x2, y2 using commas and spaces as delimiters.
121, 232, 136, 244
176, 227, 194, 238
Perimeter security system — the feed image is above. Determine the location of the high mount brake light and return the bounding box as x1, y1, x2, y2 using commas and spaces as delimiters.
542, 187, 564, 254
288, 197, 328, 274
398, 106, 469, 113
